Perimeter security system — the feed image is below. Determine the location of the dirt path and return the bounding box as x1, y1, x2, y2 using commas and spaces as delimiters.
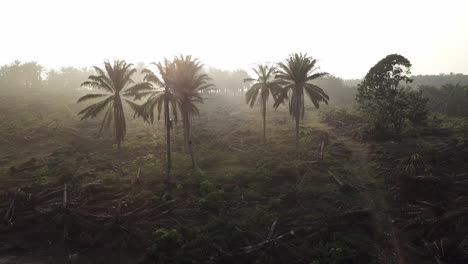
336, 137, 401, 264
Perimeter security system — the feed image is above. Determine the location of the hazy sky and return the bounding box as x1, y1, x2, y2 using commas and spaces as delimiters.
1, 0, 467, 78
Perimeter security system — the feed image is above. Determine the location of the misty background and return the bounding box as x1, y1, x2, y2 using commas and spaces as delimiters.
1, 0, 468, 79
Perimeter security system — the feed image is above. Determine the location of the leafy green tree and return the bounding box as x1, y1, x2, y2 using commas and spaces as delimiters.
126, 59, 179, 190
244, 64, 282, 143
274, 53, 329, 149
172, 55, 213, 169
77, 60, 145, 152
356, 54, 428, 138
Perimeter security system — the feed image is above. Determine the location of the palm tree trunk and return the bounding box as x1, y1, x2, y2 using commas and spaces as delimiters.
183, 111, 189, 153
184, 112, 197, 169
164, 99, 172, 193
262, 100, 266, 144
295, 114, 299, 151
114, 95, 124, 156
295, 88, 300, 152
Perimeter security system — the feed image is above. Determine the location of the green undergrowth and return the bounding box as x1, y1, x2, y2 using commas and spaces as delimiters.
1, 95, 378, 263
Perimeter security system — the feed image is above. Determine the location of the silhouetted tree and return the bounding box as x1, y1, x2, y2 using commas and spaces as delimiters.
77, 60, 145, 152
172, 55, 213, 169
244, 64, 282, 143
274, 53, 329, 149
127, 59, 179, 191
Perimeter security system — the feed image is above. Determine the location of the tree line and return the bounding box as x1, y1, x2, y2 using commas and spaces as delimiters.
0, 61, 249, 96
420, 83, 468, 117
2, 60, 466, 114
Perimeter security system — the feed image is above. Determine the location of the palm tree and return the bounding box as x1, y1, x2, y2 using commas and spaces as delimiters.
172, 55, 213, 169
244, 64, 282, 143
274, 53, 329, 149
441, 82, 468, 116
77, 60, 144, 152
126, 59, 179, 191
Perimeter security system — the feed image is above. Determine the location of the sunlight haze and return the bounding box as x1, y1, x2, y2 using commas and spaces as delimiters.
1, 0, 467, 78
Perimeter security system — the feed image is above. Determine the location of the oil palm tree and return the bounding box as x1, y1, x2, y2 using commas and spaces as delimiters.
274, 53, 329, 149
244, 64, 282, 143
77, 60, 145, 152
126, 59, 179, 190
172, 55, 214, 169
441, 82, 468, 116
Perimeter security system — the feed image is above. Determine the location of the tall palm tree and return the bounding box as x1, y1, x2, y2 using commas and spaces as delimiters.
274, 53, 330, 149
126, 59, 179, 190
77, 60, 144, 152
244, 64, 282, 143
172, 55, 214, 169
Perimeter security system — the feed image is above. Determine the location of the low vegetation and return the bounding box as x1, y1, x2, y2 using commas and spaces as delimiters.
1, 53, 467, 264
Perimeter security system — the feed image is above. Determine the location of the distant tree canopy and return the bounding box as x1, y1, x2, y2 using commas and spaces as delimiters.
356, 54, 428, 138
0, 61, 44, 90
412, 73, 468, 87
2, 59, 467, 119
46, 67, 94, 92
313, 75, 356, 105
342, 74, 468, 107
345, 74, 468, 89
420, 82, 468, 117
0, 61, 96, 94
207, 68, 250, 94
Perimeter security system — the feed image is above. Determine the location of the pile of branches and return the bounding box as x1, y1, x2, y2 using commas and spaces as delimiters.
0, 160, 202, 255
212, 209, 373, 264
1, 153, 377, 263
379, 139, 468, 264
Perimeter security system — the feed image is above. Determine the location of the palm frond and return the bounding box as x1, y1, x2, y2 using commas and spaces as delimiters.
124, 82, 155, 99
98, 105, 114, 135
275, 53, 329, 114
77, 93, 109, 103
78, 95, 114, 120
